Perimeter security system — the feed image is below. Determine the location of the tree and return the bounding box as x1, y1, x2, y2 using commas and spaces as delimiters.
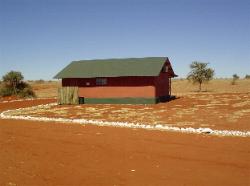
187, 61, 214, 91
2, 71, 24, 94
0, 71, 35, 98
231, 74, 239, 85
245, 74, 250, 79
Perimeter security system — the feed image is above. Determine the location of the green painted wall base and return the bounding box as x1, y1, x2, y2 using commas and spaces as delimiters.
79, 96, 174, 104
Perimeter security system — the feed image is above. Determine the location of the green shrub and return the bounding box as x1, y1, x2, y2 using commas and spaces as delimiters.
0, 71, 36, 98
0, 86, 13, 97
35, 79, 45, 83
245, 75, 250, 79
231, 74, 239, 85
18, 87, 36, 98
16, 81, 29, 91
0, 83, 36, 98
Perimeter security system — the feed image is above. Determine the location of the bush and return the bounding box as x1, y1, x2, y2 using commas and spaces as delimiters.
231, 74, 239, 85
245, 74, 250, 79
0, 86, 13, 97
16, 82, 36, 98
18, 86, 36, 98
0, 83, 36, 98
0, 71, 36, 98
16, 81, 29, 91
35, 79, 45, 83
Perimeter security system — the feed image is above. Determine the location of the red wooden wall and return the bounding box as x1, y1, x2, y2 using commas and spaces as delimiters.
62, 76, 155, 87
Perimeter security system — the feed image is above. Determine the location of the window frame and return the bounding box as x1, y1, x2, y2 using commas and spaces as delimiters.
96, 78, 107, 86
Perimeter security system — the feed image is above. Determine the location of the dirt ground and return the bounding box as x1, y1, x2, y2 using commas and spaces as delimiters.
0, 79, 250, 185
29, 80, 59, 98
0, 99, 250, 186
172, 79, 250, 95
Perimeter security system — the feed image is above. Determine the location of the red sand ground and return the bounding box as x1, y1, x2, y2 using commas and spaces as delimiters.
0, 96, 20, 102
0, 99, 250, 186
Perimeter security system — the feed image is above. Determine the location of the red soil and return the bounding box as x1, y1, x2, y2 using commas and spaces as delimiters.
0, 99, 250, 186
0, 96, 19, 102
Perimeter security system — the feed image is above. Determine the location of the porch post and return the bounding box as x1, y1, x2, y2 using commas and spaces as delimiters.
169, 78, 171, 96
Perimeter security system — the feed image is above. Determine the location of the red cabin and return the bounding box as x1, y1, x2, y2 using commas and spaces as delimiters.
54, 57, 177, 104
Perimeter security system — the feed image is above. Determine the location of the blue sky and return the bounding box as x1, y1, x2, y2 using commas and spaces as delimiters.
0, 0, 249, 80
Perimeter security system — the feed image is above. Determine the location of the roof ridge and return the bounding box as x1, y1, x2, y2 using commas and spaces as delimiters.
72, 57, 167, 63
54, 57, 169, 79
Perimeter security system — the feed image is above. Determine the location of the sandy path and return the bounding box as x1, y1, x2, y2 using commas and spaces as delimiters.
0, 99, 250, 186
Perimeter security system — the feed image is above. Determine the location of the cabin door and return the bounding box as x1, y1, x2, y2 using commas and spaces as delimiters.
79, 97, 85, 104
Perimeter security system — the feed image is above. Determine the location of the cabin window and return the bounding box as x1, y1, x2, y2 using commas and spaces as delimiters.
161, 66, 168, 73
96, 78, 107, 85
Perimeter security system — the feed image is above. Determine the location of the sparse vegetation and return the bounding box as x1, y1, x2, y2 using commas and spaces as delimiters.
0, 71, 36, 98
231, 74, 240, 85
35, 79, 45, 83
187, 61, 214, 91
245, 74, 250, 79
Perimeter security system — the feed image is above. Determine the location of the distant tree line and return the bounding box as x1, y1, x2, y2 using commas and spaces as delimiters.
245, 74, 250, 79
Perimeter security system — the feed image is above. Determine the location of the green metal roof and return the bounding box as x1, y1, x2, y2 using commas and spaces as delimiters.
54, 57, 168, 79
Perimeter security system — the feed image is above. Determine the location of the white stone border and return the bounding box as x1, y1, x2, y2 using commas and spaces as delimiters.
0, 97, 56, 103
1, 103, 250, 137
